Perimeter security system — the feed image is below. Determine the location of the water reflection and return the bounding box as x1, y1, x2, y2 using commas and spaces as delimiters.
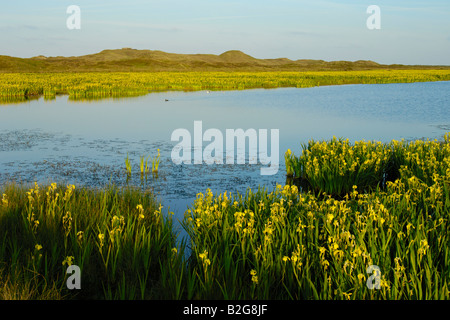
0, 82, 449, 230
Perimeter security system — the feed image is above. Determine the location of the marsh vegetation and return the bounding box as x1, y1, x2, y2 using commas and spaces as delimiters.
1, 135, 449, 299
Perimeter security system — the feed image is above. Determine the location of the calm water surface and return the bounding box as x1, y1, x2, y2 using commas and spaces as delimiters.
1, 81, 449, 232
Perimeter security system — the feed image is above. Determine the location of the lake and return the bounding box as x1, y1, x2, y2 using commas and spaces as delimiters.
1, 81, 449, 233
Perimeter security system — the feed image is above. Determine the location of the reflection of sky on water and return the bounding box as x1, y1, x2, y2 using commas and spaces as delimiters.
1, 81, 449, 234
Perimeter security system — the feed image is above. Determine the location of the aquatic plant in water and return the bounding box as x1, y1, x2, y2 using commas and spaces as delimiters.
151, 149, 161, 174
125, 152, 132, 176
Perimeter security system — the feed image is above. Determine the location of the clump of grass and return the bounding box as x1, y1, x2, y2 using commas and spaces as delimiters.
390, 133, 450, 185
125, 152, 132, 177
0, 182, 185, 300
126, 149, 160, 182
139, 154, 152, 177
151, 149, 161, 174
294, 136, 391, 196
0, 267, 63, 300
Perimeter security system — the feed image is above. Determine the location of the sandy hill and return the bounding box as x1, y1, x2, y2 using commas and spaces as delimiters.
0, 48, 448, 72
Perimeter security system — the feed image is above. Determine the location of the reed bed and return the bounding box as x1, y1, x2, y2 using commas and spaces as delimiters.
182, 178, 449, 299
285, 134, 450, 197
183, 136, 450, 299
1, 134, 449, 300
1, 70, 449, 101
180, 134, 449, 300
0, 183, 185, 299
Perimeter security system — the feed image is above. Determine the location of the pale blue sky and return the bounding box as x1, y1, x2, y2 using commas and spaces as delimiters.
0, 0, 449, 65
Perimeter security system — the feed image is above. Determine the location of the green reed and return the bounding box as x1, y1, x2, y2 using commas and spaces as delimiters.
1, 134, 449, 300
0, 182, 185, 300
125, 149, 160, 182
125, 153, 132, 177
151, 149, 161, 174
140, 154, 150, 176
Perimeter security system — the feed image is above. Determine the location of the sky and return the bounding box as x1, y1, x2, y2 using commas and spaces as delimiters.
0, 0, 449, 65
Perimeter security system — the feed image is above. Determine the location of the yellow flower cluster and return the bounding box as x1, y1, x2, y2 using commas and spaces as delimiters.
177, 133, 450, 298
62, 211, 72, 237
186, 160, 449, 298
250, 269, 258, 284
234, 209, 255, 236
290, 137, 392, 195
199, 250, 211, 270
287, 134, 450, 200
62, 256, 75, 266
136, 204, 145, 220
396, 134, 450, 186
1, 193, 8, 207
98, 233, 105, 248
109, 215, 125, 244
63, 184, 76, 202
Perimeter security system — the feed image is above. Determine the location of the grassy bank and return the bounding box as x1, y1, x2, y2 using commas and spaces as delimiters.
1, 134, 449, 300
1, 70, 450, 101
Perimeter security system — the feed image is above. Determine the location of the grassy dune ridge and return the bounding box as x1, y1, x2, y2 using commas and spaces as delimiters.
2, 48, 449, 73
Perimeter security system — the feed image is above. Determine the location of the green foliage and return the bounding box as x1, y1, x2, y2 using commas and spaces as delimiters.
286, 134, 450, 197
1, 134, 450, 300
1, 70, 450, 103
182, 176, 450, 299
0, 183, 184, 300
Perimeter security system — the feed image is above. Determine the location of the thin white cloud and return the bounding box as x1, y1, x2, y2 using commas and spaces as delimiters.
183, 15, 257, 22
88, 19, 182, 32
176, 12, 300, 23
